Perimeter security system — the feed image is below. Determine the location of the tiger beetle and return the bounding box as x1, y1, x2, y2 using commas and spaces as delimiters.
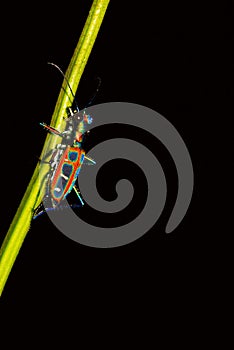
33, 63, 100, 219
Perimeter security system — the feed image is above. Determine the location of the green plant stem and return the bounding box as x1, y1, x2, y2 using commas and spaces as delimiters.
0, 0, 110, 297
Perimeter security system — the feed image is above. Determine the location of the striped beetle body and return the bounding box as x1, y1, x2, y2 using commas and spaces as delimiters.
33, 110, 95, 219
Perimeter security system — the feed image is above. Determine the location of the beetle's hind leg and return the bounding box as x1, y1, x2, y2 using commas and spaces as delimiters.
73, 185, 84, 206
32, 171, 51, 219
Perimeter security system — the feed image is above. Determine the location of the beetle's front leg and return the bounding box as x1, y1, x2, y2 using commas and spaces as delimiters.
40, 122, 63, 137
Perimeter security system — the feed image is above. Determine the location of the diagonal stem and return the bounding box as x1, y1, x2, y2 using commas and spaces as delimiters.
0, 0, 110, 297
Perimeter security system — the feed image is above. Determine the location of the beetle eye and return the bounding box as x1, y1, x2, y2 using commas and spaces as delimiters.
85, 114, 93, 124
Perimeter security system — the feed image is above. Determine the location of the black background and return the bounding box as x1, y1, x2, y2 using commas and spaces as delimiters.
0, 0, 231, 329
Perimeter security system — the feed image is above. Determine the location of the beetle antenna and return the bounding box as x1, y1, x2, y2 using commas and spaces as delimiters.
47, 62, 79, 112
84, 77, 102, 109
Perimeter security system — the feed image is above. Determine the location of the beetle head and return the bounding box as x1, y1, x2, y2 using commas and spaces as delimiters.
83, 113, 93, 124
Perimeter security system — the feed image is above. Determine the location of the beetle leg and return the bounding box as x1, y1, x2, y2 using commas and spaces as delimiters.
40, 122, 63, 137
73, 185, 84, 206
32, 172, 51, 219
84, 155, 96, 165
